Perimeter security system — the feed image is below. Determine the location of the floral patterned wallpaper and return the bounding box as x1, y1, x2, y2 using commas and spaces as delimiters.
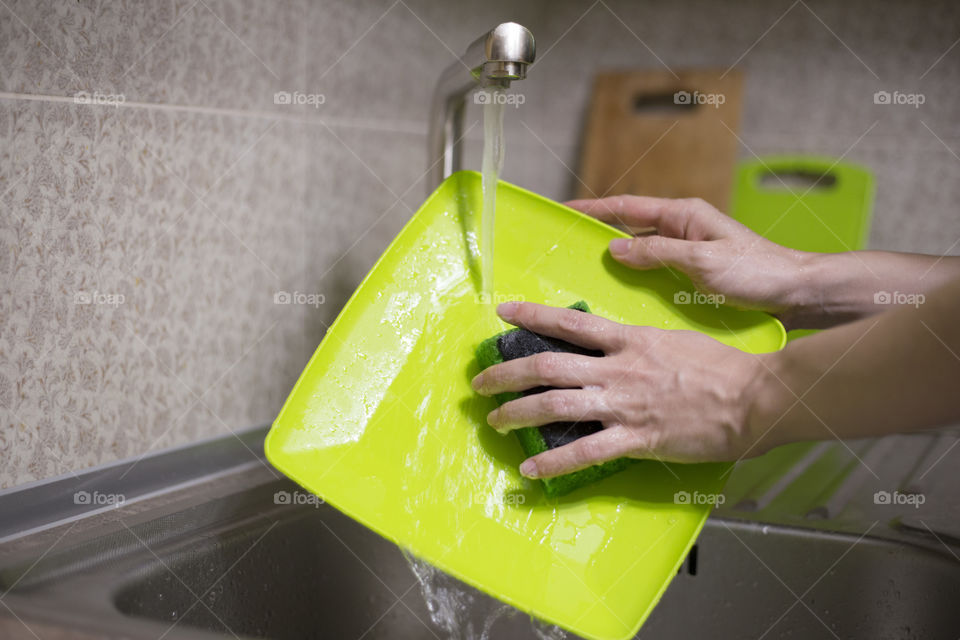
0, 99, 318, 485
0, 0, 408, 488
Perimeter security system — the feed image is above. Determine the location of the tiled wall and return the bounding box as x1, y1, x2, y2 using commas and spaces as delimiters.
2, 0, 958, 489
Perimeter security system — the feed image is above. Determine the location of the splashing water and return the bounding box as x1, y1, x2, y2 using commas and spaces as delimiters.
531, 620, 570, 640
403, 550, 569, 639
480, 86, 505, 304
403, 550, 479, 639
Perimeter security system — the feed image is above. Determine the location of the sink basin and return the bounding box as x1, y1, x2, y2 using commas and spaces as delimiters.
2, 429, 959, 639
111, 481, 538, 639
113, 484, 960, 639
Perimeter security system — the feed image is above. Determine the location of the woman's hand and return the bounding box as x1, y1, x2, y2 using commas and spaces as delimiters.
568, 194, 960, 331
471, 302, 775, 479
565, 196, 815, 329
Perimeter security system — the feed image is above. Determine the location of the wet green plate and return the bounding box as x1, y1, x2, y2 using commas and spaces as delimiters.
265, 171, 785, 640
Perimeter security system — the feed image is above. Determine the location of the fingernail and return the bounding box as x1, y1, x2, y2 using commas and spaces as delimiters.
497, 301, 519, 319
486, 408, 500, 427
471, 373, 483, 392
519, 459, 539, 478
609, 238, 631, 257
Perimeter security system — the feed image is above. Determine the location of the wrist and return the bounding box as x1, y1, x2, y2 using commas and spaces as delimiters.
742, 350, 800, 455
774, 251, 832, 331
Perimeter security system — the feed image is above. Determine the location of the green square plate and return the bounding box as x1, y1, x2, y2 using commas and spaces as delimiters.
265, 171, 785, 640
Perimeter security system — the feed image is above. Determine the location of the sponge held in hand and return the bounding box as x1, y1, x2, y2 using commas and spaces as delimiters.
475, 301, 634, 498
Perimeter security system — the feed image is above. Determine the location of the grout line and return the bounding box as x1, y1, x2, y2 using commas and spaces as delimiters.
0, 91, 428, 136
0, 89, 584, 150
6, 93, 957, 152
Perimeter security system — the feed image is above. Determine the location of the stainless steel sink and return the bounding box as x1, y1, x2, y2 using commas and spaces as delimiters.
2, 427, 959, 639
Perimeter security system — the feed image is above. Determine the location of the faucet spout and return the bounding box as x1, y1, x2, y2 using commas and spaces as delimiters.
428, 23, 535, 190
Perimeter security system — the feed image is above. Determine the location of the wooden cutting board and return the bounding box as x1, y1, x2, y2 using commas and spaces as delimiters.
575, 69, 744, 210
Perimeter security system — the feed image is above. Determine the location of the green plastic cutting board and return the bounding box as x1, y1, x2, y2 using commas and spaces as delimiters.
265, 171, 785, 640
731, 156, 874, 341
731, 156, 874, 254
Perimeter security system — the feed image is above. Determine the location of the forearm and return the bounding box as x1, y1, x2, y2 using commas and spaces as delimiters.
750, 274, 960, 449
781, 251, 960, 330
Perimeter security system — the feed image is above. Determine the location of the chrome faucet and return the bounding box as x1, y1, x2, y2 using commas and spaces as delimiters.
428, 22, 535, 190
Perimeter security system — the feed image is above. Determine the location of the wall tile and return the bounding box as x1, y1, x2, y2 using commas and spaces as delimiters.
0, 99, 313, 487
0, 0, 308, 113
304, 124, 423, 310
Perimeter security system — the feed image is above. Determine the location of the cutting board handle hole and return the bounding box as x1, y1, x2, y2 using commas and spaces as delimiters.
633, 91, 698, 114
758, 169, 837, 191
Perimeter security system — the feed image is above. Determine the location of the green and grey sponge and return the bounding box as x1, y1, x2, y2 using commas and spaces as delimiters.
475, 301, 633, 498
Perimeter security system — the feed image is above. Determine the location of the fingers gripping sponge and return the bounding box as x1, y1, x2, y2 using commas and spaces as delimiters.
475, 302, 634, 498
